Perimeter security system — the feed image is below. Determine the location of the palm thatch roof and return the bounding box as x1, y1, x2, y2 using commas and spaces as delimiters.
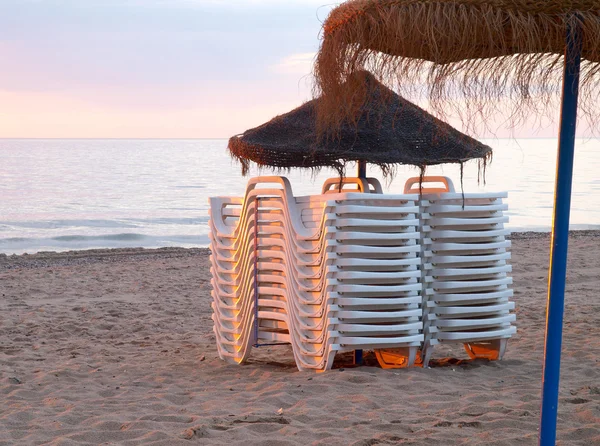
229, 71, 491, 178
314, 0, 600, 135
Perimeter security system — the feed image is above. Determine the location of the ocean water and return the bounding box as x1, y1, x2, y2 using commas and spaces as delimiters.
2, 138, 600, 255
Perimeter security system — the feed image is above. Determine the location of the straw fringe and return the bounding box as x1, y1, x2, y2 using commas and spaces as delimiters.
314, 0, 600, 136
228, 136, 346, 178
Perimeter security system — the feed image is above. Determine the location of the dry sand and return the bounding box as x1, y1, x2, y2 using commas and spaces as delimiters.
1, 234, 599, 445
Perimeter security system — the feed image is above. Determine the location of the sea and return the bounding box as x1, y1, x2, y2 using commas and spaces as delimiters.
2, 138, 600, 255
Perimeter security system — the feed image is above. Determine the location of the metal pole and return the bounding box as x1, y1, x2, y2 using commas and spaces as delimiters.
539, 17, 582, 445
357, 160, 367, 179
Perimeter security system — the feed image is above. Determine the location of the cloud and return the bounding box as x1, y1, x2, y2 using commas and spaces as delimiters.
0, 89, 303, 138
272, 52, 316, 75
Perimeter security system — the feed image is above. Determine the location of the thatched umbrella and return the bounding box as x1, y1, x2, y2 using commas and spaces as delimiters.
313, 1, 600, 443
229, 71, 492, 180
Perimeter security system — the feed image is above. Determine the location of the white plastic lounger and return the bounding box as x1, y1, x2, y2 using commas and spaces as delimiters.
404, 176, 516, 366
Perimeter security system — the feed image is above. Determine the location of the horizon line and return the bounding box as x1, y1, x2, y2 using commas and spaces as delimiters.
0, 136, 579, 141
0, 137, 230, 140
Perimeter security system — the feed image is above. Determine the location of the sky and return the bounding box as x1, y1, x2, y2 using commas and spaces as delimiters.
0, 0, 591, 139
0, 0, 332, 138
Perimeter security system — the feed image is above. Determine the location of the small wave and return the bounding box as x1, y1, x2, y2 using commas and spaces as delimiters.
0, 219, 140, 230
0, 237, 30, 243
52, 233, 146, 242
0, 233, 210, 255
0, 216, 208, 231
123, 217, 208, 225
158, 207, 206, 212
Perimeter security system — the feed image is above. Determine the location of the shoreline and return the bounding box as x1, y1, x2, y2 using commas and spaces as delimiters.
0, 247, 210, 270
2, 229, 600, 269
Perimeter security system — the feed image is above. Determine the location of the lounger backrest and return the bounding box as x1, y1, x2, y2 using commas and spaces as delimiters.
404, 176, 455, 194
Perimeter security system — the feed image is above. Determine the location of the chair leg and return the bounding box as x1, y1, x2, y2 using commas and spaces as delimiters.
418, 341, 433, 368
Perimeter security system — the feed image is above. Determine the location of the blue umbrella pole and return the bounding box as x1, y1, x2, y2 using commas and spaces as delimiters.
539, 18, 582, 445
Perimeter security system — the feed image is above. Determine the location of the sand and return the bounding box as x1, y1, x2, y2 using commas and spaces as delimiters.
1, 235, 599, 445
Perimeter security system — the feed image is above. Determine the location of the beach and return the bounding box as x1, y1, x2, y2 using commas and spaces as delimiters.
1, 234, 599, 445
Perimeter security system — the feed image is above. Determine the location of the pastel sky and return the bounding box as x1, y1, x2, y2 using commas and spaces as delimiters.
0, 0, 332, 138
0, 0, 587, 138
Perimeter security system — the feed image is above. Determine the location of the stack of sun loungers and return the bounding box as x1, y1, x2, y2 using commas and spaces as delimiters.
322, 180, 424, 369
209, 176, 423, 371
209, 175, 516, 371
406, 177, 516, 366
